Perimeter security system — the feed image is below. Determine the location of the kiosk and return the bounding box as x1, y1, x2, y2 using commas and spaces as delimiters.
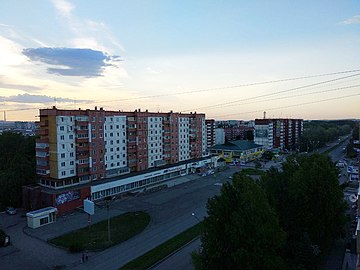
26, 207, 58, 229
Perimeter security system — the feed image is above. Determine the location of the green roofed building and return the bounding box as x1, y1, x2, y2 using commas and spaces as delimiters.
209, 140, 264, 163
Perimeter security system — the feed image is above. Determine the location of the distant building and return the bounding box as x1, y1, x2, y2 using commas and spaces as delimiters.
254, 118, 303, 150
224, 126, 254, 141
214, 128, 225, 145
209, 140, 264, 163
0, 121, 36, 136
205, 119, 215, 149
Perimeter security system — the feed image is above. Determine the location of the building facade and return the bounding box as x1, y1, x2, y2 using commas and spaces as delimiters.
214, 128, 225, 145
205, 119, 215, 149
254, 118, 303, 150
28, 107, 209, 213
209, 140, 264, 163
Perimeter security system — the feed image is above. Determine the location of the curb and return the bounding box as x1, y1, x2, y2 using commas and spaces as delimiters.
147, 236, 200, 270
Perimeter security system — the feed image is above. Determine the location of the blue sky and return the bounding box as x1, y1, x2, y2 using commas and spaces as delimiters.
0, 0, 359, 120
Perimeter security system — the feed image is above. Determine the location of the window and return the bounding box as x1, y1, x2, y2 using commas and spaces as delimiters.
61, 171, 66, 176
70, 161, 74, 166
61, 153, 65, 158
69, 135, 73, 140
61, 162, 66, 167
60, 135, 65, 140
60, 126, 64, 131
70, 152, 74, 157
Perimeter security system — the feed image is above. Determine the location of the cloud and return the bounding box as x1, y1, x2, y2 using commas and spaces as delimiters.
0, 93, 90, 104
52, 0, 74, 17
22, 47, 121, 77
340, 15, 360, 25
0, 80, 42, 92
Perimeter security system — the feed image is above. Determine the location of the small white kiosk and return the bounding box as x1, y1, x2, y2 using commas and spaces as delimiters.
26, 207, 58, 229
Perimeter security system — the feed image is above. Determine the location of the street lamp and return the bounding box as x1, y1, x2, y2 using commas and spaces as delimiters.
104, 196, 115, 243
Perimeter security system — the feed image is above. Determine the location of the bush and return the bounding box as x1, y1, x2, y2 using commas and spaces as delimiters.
69, 242, 84, 253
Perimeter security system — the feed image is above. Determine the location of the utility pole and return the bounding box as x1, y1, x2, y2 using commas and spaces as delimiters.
104, 196, 114, 243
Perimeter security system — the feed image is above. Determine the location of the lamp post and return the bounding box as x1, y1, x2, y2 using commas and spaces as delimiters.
104, 196, 114, 243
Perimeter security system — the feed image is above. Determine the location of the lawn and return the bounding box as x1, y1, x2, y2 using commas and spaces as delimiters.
49, 211, 150, 251
120, 222, 202, 270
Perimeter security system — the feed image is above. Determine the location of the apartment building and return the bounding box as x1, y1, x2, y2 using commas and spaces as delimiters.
26, 107, 210, 213
254, 118, 303, 150
205, 119, 215, 149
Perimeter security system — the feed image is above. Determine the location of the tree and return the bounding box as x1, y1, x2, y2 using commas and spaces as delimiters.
261, 154, 347, 269
0, 132, 36, 210
262, 150, 274, 160
193, 173, 286, 270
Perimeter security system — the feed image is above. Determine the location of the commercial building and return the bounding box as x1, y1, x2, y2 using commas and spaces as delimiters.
24, 107, 210, 214
209, 140, 264, 164
254, 118, 303, 151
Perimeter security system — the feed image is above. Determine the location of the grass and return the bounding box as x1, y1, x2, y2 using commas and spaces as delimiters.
49, 211, 150, 251
241, 168, 265, 176
120, 222, 202, 270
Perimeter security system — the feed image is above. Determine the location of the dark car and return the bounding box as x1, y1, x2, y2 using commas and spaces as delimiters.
6, 207, 16, 215
0, 229, 10, 247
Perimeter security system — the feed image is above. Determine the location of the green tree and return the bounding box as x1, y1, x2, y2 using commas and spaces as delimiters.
261, 154, 347, 269
0, 132, 36, 210
193, 173, 286, 270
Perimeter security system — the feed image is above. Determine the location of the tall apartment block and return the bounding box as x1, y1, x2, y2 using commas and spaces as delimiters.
205, 119, 215, 148
254, 118, 303, 150
26, 107, 211, 213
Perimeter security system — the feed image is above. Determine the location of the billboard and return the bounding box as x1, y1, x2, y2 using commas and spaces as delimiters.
84, 199, 94, 215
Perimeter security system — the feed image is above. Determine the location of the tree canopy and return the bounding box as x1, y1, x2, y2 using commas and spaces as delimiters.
194, 173, 286, 270
0, 132, 36, 210
261, 154, 347, 269
194, 154, 347, 270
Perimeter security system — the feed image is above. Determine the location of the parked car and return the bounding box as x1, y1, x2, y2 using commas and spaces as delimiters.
6, 207, 17, 215
0, 229, 10, 247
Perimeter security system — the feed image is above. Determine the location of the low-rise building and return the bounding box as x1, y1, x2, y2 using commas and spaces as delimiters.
209, 140, 264, 163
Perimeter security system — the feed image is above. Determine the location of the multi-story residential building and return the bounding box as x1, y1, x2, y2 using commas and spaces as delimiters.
254, 118, 303, 150
25, 107, 211, 213
224, 126, 254, 141
214, 128, 225, 145
205, 119, 215, 149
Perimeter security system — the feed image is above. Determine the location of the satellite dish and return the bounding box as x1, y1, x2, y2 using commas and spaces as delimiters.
349, 194, 358, 203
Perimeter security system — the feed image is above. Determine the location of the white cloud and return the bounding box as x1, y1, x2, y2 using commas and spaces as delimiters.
52, 0, 74, 17
340, 14, 360, 25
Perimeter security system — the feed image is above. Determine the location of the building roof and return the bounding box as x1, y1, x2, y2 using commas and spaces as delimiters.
210, 140, 262, 151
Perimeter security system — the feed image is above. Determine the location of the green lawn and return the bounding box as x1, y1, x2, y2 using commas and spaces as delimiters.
120, 223, 202, 270
49, 211, 150, 251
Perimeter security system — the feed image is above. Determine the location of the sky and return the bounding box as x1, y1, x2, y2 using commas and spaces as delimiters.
0, 0, 359, 121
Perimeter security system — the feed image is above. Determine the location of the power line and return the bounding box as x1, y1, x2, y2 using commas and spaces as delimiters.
202, 84, 360, 110
211, 93, 360, 119
3, 68, 360, 113
181, 73, 360, 112
83, 68, 360, 105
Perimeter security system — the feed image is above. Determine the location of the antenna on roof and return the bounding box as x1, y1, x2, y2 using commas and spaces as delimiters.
263, 111, 266, 119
